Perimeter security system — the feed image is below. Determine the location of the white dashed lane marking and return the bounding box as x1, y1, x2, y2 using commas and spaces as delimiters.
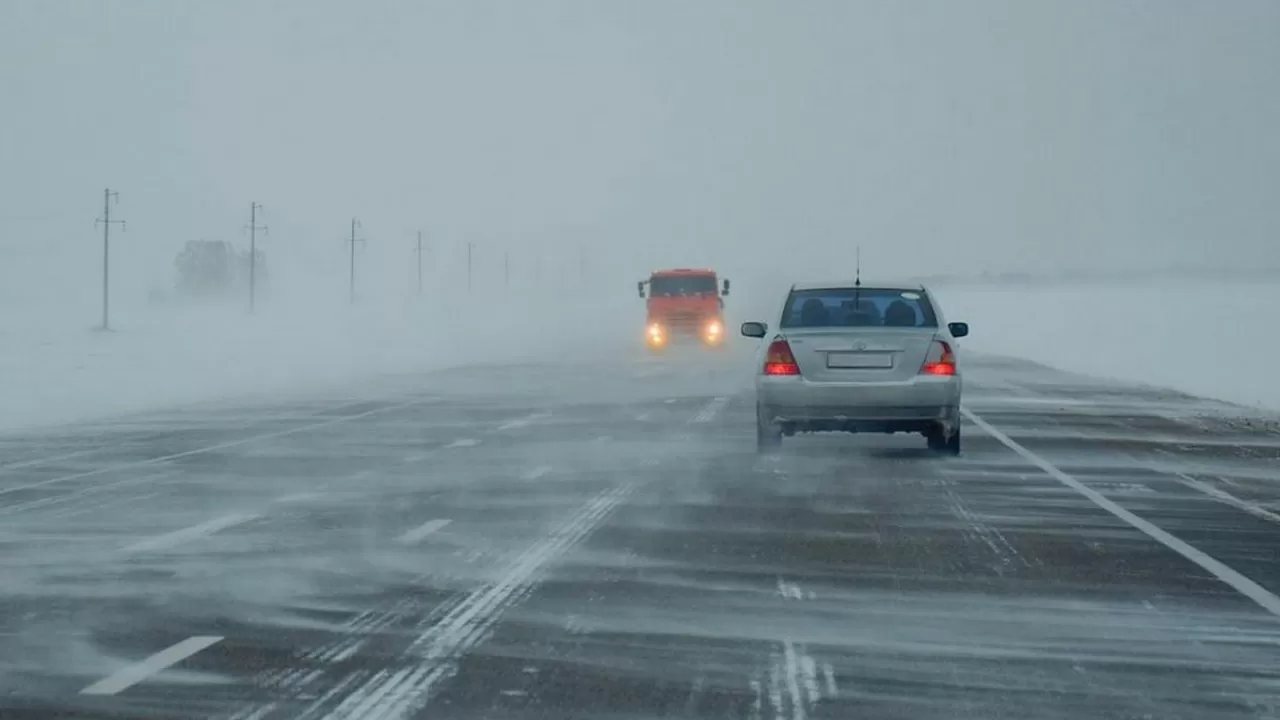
522, 466, 553, 481
396, 518, 452, 545
120, 513, 259, 554
496, 412, 551, 431
80, 636, 224, 695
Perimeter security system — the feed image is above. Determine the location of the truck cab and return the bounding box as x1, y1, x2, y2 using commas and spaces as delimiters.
637, 268, 730, 348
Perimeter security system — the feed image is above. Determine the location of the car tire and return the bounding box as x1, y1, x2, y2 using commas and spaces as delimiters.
927, 424, 961, 456
926, 425, 945, 451
756, 403, 782, 453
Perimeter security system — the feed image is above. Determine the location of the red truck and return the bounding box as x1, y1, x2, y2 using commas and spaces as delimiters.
637, 268, 730, 349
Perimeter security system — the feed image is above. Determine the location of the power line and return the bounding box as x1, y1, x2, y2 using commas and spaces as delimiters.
93, 189, 125, 331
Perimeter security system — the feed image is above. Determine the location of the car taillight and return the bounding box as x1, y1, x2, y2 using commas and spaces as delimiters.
920, 339, 956, 376
763, 338, 800, 375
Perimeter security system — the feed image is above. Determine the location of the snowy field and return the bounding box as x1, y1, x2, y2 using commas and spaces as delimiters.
0, 278, 1275, 433
935, 281, 1280, 413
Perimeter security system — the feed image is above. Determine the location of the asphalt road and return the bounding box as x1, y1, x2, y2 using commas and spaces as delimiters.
2, 346, 1280, 719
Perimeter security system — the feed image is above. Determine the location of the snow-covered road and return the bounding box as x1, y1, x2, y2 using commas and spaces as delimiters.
2, 348, 1279, 719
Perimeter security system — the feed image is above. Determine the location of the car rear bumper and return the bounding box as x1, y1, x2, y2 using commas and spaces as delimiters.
756, 374, 961, 433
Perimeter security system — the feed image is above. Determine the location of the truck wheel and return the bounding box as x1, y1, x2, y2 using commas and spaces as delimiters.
757, 404, 782, 453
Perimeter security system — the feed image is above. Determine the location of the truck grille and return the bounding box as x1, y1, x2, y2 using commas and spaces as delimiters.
661, 312, 709, 332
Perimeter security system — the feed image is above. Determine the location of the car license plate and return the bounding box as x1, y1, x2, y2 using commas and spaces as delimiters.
827, 352, 892, 369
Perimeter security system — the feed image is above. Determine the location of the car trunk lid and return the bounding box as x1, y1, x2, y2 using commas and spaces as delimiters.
783, 327, 938, 382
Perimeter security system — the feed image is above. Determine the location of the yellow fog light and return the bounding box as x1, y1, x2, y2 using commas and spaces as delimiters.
646, 323, 665, 346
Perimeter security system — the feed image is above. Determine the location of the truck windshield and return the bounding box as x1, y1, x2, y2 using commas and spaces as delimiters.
650, 275, 717, 296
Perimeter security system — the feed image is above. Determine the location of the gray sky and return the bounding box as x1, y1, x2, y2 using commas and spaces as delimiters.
3, 0, 1279, 302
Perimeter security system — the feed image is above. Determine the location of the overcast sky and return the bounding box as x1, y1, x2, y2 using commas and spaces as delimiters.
3, 0, 1278, 303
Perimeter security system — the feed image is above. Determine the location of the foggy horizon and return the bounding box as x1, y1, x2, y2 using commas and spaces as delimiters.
4, 0, 1279, 313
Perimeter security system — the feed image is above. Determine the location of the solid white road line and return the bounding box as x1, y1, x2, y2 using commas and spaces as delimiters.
0, 446, 107, 472
0, 470, 175, 518
396, 518, 452, 545
445, 438, 479, 449
963, 407, 1280, 618
121, 513, 259, 554
80, 636, 223, 695
0, 396, 385, 475
0, 397, 435, 498
522, 466, 553, 481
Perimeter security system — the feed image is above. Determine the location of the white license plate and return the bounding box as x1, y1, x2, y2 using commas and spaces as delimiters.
826, 352, 892, 369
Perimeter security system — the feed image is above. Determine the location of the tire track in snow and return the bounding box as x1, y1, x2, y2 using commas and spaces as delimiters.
229, 592, 476, 720
764, 577, 828, 720
689, 396, 730, 424
314, 483, 634, 720
939, 478, 1032, 575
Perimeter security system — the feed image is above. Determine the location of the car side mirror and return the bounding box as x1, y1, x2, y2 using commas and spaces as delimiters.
948, 322, 969, 338
740, 321, 767, 338
637, 281, 645, 298
722, 279, 730, 296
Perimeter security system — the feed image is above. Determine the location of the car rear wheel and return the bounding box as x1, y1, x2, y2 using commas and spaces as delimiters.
756, 403, 782, 453
927, 424, 961, 456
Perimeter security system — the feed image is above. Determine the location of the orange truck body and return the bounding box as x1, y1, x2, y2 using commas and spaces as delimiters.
638, 268, 730, 347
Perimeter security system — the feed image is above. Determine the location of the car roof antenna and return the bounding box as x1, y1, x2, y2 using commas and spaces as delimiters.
854, 245, 862, 305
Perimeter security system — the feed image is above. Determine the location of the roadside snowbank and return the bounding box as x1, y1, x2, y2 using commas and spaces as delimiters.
935, 281, 1280, 412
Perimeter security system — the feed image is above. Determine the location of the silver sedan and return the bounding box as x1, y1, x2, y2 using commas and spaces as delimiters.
740, 281, 969, 454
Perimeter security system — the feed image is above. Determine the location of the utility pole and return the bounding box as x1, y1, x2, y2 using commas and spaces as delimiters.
415, 230, 424, 295
467, 241, 473, 294
94, 188, 125, 331
247, 202, 268, 313
347, 218, 365, 304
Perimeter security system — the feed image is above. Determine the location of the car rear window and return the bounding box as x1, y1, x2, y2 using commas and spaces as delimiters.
780, 288, 938, 329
